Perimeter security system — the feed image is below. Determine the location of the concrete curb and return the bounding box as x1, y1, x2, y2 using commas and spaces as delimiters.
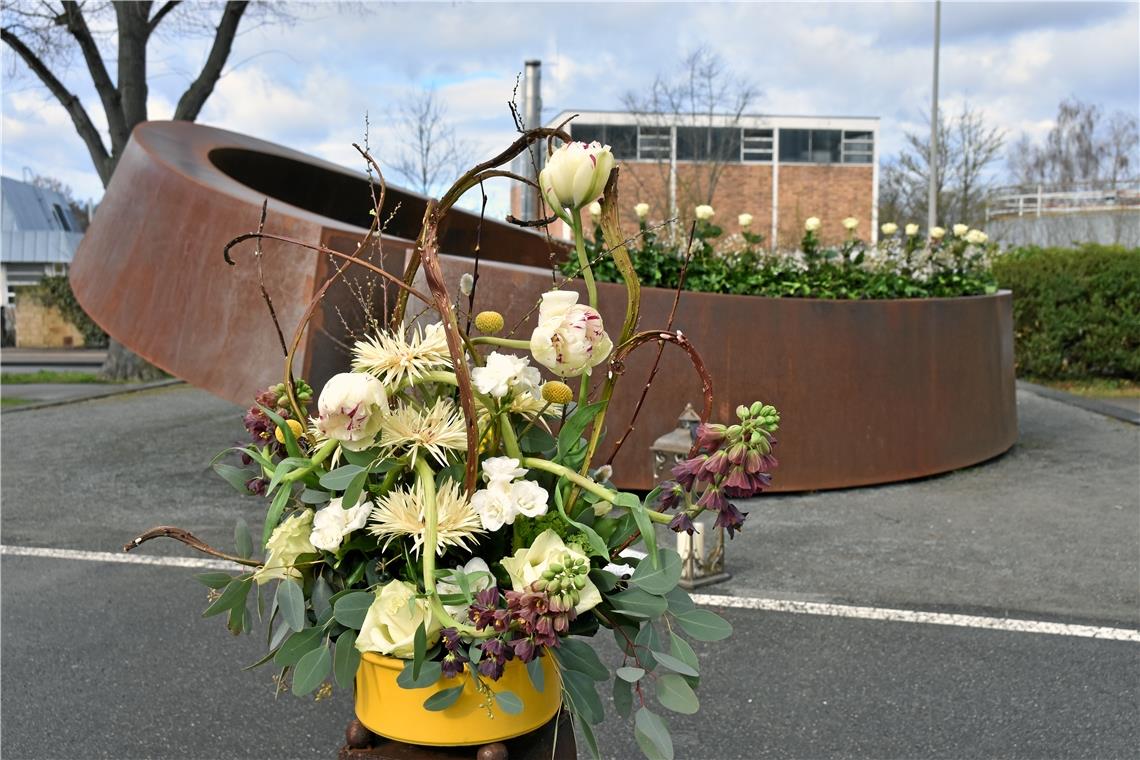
1, 378, 186, 414
1017, 380, 1140, 425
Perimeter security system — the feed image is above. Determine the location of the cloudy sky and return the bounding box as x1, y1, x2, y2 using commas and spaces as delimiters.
3, 0, 1137, 214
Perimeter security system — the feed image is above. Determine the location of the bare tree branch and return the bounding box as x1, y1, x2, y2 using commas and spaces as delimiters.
147, 0, 182, 35
58, 1, 129, 154
172, 0, 249, 121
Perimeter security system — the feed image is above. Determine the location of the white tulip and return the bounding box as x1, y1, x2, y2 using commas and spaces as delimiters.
953, 223, 969, 237
804, 217, 821, 232
880, 222, 898, 235
905, 223, 920, 236
316, 372, 387, 451
930, 226, 946, 240
634, 202, 650, 219
738, 213, 754, 228
529, 290, 613, 378
842, 217, 859, 231
695, 204, 715, 221
539, 141, 615, 211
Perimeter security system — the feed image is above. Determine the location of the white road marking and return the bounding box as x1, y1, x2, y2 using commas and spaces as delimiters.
4, 544, 1138, 642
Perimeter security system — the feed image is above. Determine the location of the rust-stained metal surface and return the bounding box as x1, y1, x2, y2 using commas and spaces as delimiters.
72, 121, 1017, 492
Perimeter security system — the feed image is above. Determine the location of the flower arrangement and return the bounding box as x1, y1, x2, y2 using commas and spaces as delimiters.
571, 203, 1000, 300
126, 128, 780, 759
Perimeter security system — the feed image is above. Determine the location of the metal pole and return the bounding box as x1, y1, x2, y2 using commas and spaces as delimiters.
928, 0, 941, 232
523, 60, 543, 221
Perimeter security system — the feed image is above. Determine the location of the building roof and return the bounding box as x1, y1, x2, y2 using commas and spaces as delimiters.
549, 109, 879, 132
1, 176, 84, 264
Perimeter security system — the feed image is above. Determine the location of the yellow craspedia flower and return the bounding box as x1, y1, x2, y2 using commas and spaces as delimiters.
541, 381, 574, 405
275, 418, 304, 444
474, 310, 505, 334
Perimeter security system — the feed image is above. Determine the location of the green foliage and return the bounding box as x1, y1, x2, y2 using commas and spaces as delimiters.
25, 275, 108, 347
566, 221, 998, 300
0, 370, 102, 384
992, 244, 1140, 380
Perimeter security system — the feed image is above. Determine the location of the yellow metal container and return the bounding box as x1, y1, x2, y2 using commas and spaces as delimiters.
354, 652, 562, 746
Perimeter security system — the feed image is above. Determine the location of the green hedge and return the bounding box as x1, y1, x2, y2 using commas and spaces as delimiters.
993, 244, 1140, 380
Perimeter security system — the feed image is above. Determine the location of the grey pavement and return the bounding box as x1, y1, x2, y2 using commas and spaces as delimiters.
2, 385, 1138, 759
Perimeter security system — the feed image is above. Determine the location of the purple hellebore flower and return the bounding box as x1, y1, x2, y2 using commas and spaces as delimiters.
669, 512, 696, 534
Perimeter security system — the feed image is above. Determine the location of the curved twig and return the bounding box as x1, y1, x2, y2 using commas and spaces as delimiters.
123, 526, 261, 568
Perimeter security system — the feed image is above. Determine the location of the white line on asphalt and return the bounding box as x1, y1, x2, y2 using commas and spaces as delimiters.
4, 544, 1138, 642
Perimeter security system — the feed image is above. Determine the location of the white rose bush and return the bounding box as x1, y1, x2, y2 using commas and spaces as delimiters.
126, 123, 781, 760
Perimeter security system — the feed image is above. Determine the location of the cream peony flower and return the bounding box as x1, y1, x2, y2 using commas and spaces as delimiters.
930, 226, 946, 239
881, 222, 898, 235
695, 204, 715, 221
965, 229, 988, 245
309, 495, 372, 553
634, 202, 650, 219
539, 141, 615, 211
355, 580, 440, 658
501, 530, 602, 614
804, 217, 821, 232
842, 217, 859, 231
905, 223, 920, 236
254, 511, 316, 585
587, 200, 603, 217
471, 352, 541, 400
529, 290, 613, 378
738, 213, 753, 228
953, 223, 969, 237
315, 373, 387, 452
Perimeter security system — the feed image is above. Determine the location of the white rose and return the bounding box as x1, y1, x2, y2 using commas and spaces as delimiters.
953, 223, 969, 237
930, 226, 946, 240
471, 481, 517, 531
253, 511, 315, 585
501, 530, 602, 614
539, 141, 615, 211
634, 202, 650, 219
880, 222, 898, 235
587, 200, 602, 217
481, 456, 527, 485
842, 217, 859, 231
355, 580, 440, 658
738, 213, 753, 228
471, 352, 541, 400
695, 204, 715, 221
309, 495, 373, 553
437, 557, 495, 617
316, 372, 387, 451
529, 290, 613, 378
965, 229, 988, 245
804, 217, 821, 232
510, 479, 549, 518
905, 223, 920, 236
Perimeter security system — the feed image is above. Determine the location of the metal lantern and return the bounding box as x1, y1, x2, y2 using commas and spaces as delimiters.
650, 405, 731, 589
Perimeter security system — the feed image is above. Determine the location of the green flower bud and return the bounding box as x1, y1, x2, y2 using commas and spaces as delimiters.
736, 405, 750, 420
533, 578, 548, 591
549, 562, 563, 575
547, 578, 561, 594
573, 575, 586, 590
750, 401, 764, 416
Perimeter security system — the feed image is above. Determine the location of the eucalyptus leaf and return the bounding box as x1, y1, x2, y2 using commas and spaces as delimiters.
494, 690, 524, 715
634, 707, 674, 760
213, 462, 254, 494
274, 627, 324, 666
333, 631, 361, 689
616, 666, 645, 682
422, 685, 464, 711
561, 669, 604, 725
260, 486, 292, 547
292, 644, 332, 696
655, 674, 699, 714
276, 579, 306, 632
649, 651, 698, 678
554, 639, 608, 681
612, 676, 633, 718
341, 469, 368, 511
577, 714, 602, 760
616, 491, 659, 564
664, 586, 695, 614
319, 464, 366, 491
631, 549, 682, 595
194, 572, 234, 590
412, 621, 427, 680
234, 518, 253, 558
333, 591, 374, 629
203, 578, 251, 618
526, 655, 545, 693
397, 660, 442, 689
668, 633, 699, 672
311, 576, 333, 618
673, 609, 733, 641
609, 588, 668, 619
300, 488, 331, 505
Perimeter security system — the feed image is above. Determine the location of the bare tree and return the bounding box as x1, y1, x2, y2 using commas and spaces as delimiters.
949, 104, 1005, 225
385, 87, 472, 195
621, 46, 759, 225
2, 0, 285, 379
889, 108, 950, 226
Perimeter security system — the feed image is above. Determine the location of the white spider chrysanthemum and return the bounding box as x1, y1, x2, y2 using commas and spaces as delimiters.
351, 322, 451, 387
368, 479, 484, 556
380, 397, 467, 467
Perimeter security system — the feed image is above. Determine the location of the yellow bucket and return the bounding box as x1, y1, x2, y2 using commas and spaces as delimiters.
354, 651, 562, 746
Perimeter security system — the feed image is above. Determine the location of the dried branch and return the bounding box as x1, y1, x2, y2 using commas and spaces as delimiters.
172, 1, 249, 121
250, 200, 289, 357
124, 526, 260, 567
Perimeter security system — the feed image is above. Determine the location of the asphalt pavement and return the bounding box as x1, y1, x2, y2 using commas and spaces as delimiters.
1, 385, 1137, 759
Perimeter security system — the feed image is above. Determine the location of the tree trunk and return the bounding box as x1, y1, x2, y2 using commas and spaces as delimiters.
100, 338, 168, 382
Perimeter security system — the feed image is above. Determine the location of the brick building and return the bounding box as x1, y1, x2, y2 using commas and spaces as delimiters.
520, 110, 879, 249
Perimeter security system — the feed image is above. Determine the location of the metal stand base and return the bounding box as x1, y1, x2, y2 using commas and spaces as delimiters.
679, 571, 732, 590
338, 710, 576, 760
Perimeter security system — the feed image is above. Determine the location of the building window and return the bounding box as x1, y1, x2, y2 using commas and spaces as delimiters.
842, 130, 874, 164
675, 126, 741, 162
778, 128, 847, 164
742, 129, 773, 162
52, 203, 72, 232
568, 123, 638, 159
637, 126, 671, 160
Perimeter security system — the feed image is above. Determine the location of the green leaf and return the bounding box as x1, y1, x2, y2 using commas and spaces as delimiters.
274, 627, 324, 667
412, 621, 428, 680
616, 666, 645, 682
333, 631, 360, 688
612, 676, 633, 718
494, 690, 524, 715
609, 588, 668, 619
589, 568, 620, 592
203, 578, 252, 618
526, 655, 545, 693
673, 609, 733, 641
423, 684, 464, 711
260, 486, 292, 547
650, 651, 698, 678
341, 468, 368, 511
557, 400, 605, 459
333, 591, 374, 629
577, 714, 602, 760
655, 674, 699, 714
615, 491, 658, 561
311, 576, 333, 618
259, 404, 304, 459
634, 707, 674, 760
668, 632, 699, 672
226, 598, 247, 635
300, 488, 331, 505
519, 425, 556, 456
292, 643, 332, 696
319, 464, 366, 491
276, 579, 306, 632
213, 462, 254, 494
265, 456, 309, 495
664, 586, 695, 614
554, 496, 610, 558
631, 549, 682, 595
194, 572, 234, 590
397, 660, 442, 689
234, 518, 253, 558
561, 669, 604, 724
554, 639, 608, 681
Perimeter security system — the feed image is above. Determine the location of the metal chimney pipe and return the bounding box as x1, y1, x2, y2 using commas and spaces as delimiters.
523, 60, 543, 220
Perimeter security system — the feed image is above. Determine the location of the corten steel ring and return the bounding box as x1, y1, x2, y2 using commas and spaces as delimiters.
72, 121, 1017, 491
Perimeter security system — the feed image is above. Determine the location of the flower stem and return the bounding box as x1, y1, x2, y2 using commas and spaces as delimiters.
281, 438, 339, 484
469, 336, 531, 350
520, 457, 614, 504
570, 207, 597, 310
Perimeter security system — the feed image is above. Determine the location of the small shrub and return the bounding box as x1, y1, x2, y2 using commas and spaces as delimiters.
992, 245, 1140, 380
26, 275, 109, 348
